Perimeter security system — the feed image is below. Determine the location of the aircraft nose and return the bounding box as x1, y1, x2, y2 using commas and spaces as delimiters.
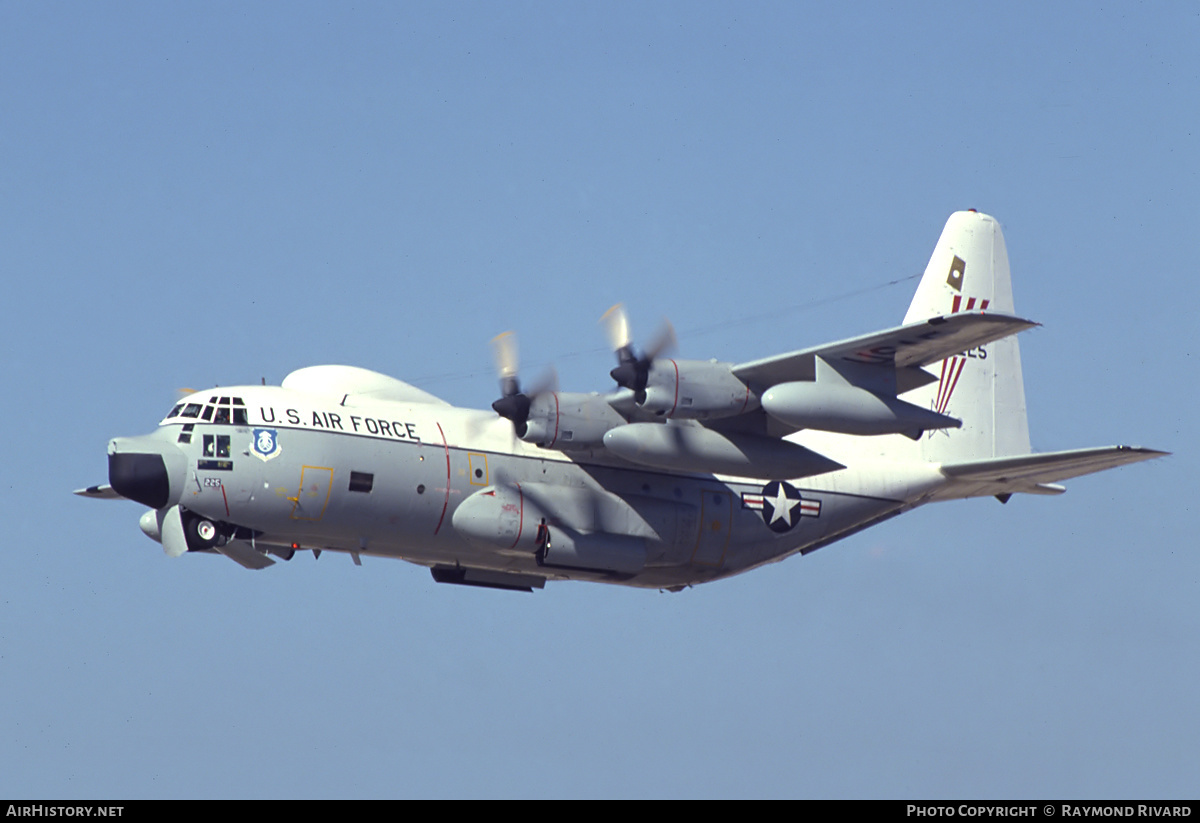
108, 435, 187, 509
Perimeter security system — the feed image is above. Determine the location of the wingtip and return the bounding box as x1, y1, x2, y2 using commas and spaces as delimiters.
1118, 445, 1171, 457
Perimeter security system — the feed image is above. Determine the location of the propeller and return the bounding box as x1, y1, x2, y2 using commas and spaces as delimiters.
599, 304, 676, 394
489, 332, 557, 437
157, 506, 189, 558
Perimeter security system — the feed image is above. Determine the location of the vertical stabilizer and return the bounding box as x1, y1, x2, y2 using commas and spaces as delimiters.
903, 211, 1031, 463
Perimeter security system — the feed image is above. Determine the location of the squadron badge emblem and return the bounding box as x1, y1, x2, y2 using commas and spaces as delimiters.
250, 428, 281, 462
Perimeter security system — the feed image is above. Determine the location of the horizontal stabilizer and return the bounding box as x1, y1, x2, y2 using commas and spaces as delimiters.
936, 446, 1167, 500
733, 312, 1037, 388
74, 484, 124, 500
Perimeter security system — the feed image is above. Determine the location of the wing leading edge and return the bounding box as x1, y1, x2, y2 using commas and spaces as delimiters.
732, 312, 1037, 389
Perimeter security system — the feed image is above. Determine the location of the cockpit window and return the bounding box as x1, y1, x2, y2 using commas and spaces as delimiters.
207, 398, 249, 426
167, 398, 247, 425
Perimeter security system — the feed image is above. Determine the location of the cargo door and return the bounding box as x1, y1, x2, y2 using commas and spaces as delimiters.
692, 489, 733, 566
290, 466, 333, 521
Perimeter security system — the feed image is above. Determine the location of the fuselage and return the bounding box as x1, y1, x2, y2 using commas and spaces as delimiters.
94, 213, 1163, 589
109, 383, 946, 589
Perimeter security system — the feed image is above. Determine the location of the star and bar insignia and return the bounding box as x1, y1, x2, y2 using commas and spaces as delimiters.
741, 481, 821, 533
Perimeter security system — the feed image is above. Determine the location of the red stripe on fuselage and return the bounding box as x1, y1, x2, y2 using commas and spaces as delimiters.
433, 422, 450, 535
551, 392, 560, 447
509, 483, 524, 550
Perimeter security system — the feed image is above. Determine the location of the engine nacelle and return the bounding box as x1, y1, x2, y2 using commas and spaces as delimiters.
761, 380, 961, 437
520, 392, 626, 450
638, 359, 757, 420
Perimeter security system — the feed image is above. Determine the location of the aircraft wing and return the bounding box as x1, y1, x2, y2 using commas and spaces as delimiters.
732, 312, 1038, 388
935, 446, 1168, 499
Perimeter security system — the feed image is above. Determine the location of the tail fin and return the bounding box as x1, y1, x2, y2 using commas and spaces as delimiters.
902, 211, 1031, 463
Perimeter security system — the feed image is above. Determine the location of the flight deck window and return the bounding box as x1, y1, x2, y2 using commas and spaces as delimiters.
181, 404, 202, 418
203, 399, 248, 426
203, 435, 231, 458
349, 472, 374, 493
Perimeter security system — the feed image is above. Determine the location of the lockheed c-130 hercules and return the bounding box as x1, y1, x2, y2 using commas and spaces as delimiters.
78, 211, 1165, 592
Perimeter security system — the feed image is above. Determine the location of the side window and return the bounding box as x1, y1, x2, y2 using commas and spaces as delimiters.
349, 472, 374, 493
202, 435, 231, 458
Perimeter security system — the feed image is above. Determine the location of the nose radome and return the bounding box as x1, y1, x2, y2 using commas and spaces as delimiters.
109, 451, 169, 508
108, 435, 187, 509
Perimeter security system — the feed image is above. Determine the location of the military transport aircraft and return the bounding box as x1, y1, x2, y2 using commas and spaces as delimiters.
77, 211, 1165, 591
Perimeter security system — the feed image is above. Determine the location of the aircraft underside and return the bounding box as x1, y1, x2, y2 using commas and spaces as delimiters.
160, 423, 923, 590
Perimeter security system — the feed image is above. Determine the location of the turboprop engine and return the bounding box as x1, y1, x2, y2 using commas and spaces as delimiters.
600, 303, 758, 420
637, 359, 759, 420
521, 391, 627, 449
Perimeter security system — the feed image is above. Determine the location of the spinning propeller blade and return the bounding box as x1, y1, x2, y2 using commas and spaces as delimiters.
600, 304, 676, 393
489, 332, 557, 437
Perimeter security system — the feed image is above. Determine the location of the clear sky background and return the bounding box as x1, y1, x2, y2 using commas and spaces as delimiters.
2, 1, 1195, 799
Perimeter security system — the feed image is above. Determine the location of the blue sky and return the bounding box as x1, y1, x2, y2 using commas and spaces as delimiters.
1, 2, 1195, 798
